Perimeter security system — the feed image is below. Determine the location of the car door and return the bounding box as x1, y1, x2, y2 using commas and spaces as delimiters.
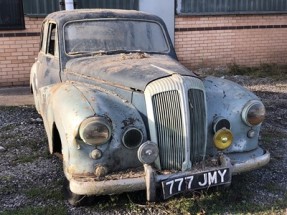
33, 21, 61, 94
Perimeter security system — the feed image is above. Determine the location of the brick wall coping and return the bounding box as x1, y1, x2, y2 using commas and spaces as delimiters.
0, 32, 40, 38
176, 24, 287, 32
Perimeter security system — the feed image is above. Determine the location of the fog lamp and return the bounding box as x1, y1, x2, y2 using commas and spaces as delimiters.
213, 128, 233, 150
137, 141, 159, 164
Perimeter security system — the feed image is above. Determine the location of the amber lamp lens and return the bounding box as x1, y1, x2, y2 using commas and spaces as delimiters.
213, 129, 233, 150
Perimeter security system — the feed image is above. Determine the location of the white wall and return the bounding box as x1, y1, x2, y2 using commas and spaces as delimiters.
139, 0, 175, 45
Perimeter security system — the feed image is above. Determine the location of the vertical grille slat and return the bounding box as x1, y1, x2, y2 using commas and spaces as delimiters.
189, 89, 206, 162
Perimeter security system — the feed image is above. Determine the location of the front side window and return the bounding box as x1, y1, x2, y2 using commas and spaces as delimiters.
64, 19, 169, 55
47, 23, 58, 57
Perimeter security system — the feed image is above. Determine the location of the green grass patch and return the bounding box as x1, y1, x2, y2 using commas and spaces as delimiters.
26, 140, 41, 150
0, 205, 67, 215
228, 63, 287, 80
0, 124, 16, 132
24, 187, 64, 201
263, 182, 283, 193
13, 154, 39, 164
118, 175, 287, 214
0, 175, 13, 181
0, 184, 17, 195
261, 129, 287, 151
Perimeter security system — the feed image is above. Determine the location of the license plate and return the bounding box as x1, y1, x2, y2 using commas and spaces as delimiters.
162, 168, 231, 199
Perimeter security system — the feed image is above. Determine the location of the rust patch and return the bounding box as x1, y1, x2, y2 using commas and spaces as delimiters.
72, 166, 144, 182
50, 84, 62, 95
119, 53, 150, 60
122, 117, 137, 128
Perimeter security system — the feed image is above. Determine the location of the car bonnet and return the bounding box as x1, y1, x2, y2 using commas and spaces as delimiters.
64, 54, 196, 91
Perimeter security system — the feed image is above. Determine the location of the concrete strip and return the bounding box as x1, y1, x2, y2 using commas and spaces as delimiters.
0, 87, 34, 106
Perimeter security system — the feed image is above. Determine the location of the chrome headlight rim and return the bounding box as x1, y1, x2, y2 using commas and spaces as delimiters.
122, 127, 144, 149
213, 116, 231, 133
242, 100, 266, 127
79, 116, 112, 145
137, 141, 159, 164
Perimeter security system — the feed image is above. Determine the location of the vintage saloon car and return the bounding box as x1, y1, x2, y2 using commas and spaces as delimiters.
30, 9, 270, 205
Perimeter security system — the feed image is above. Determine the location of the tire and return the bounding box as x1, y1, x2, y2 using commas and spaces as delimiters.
63, 178, 87, 207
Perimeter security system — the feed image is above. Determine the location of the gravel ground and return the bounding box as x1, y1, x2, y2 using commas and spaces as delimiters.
227, 75, 287, 206
0, 75, 286, 214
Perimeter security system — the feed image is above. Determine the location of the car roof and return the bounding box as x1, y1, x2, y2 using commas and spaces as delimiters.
45, 9, 164, 26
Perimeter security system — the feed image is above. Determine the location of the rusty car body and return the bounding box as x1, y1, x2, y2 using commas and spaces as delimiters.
30, 9, 270, 206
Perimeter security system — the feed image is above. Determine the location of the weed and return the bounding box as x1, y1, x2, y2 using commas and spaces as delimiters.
0, 124, 16, 132
24, 187, 63, 201
13, 154, 39, 164
24, 139, 39, 149
228, 63, 287, 80
0, 205, 67, 215
0, 184, 17, 195
264, 182, 282, 193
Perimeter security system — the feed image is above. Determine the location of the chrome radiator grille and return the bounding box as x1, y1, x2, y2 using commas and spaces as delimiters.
145, 74, 207, 171
152, 91, 185, 170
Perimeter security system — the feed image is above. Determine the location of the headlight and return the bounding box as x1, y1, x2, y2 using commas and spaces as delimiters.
79, 117, 112, 145
242, 100, 266, 126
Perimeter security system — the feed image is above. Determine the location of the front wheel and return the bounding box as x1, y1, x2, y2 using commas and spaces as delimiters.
63, 178, 87, 206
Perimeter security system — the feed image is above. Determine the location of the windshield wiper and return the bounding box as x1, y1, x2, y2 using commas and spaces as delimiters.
68, 49, 147, 56
104, 49, 132, 55
68, 51, 94, 56
68, 50, 108, 56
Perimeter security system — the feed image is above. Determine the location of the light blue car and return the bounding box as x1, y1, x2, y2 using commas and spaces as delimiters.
30, 9, 270, 206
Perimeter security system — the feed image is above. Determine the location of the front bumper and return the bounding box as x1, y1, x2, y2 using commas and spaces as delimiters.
69, 149, 270, 200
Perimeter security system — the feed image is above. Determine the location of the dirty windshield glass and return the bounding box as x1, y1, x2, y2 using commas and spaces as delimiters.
64, 20, 169, 55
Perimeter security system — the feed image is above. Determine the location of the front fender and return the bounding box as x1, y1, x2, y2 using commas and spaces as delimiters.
68, 83, 147, 175
203, 76, 262, 154
43, 82, 147, 177
39, 82, 95, 156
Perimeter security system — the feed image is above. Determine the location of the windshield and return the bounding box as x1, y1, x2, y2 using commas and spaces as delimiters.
64, 19, 169, 55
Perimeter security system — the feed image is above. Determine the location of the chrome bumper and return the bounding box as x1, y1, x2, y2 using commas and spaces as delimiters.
231, 149, 270, 174
69, 149, 270, 200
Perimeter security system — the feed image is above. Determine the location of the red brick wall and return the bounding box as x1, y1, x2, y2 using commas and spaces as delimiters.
0, 17, 42, 87
175, 14, 287, 69
1, 14, 287, 86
